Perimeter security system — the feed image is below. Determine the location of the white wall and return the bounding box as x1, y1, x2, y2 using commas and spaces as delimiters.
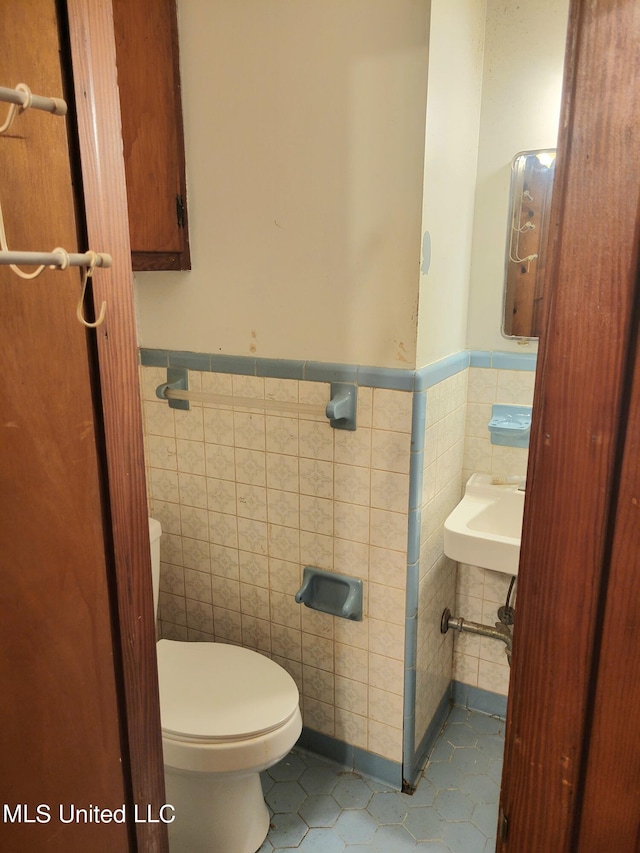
466, 0, 569, 352
416, 0, 486, 369
134, 1, 430, 369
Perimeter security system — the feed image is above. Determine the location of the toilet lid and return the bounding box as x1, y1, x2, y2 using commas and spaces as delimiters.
156, 640, 300, 741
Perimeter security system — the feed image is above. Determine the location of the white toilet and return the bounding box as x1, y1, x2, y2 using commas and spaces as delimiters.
148, 518, 302, 853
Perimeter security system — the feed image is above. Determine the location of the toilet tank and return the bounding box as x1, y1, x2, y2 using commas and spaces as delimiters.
148, 517, 162, 618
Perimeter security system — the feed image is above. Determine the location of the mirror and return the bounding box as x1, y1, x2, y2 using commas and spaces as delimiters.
502, 149, 556, 339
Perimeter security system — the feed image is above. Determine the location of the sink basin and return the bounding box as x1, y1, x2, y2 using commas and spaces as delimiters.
444, 473, 525, 575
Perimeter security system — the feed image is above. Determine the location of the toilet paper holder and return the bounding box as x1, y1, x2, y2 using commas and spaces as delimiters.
295, 567, 363, 621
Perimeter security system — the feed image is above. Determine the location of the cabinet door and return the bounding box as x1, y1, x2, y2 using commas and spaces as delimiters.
0, 1, 130, 850
112, 0, 190, 270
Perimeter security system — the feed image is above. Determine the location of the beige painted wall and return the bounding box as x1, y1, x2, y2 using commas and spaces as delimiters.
416, 0, 486, 369
466, 0, 569, 353
134, 2, 569, 370
134, 0, 430, 369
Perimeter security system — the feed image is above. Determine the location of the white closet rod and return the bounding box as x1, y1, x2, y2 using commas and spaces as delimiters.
162, 387, 326, 416
0, 250, 111, 269
0, 85, 67, 116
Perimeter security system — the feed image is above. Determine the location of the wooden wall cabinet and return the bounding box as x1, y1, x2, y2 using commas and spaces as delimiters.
112, 0, 190, 271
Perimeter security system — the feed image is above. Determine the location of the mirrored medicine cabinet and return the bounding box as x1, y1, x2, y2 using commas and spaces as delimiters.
502, 149, 556, 340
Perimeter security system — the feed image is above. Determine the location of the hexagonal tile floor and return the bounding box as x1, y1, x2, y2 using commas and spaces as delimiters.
258, 706, 504, 852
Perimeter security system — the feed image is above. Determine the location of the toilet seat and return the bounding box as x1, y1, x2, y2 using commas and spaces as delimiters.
157, 639, 300, 742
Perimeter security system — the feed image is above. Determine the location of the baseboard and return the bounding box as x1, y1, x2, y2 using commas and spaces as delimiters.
451, 680, 508, 719
295, 727, 403, 790
406, 687, 452, 790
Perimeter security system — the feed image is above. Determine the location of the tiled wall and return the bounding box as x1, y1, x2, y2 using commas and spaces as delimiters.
138, 348, 535, 782
139, 363, 415, 768
454, 360, 536, 697
415, 369, 468, 752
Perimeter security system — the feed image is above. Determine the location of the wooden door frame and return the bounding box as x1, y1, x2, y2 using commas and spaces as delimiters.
64, 2, 168, 851
498, 0, 640, 849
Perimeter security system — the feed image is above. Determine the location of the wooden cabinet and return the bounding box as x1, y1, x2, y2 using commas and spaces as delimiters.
112, 0, 190, 271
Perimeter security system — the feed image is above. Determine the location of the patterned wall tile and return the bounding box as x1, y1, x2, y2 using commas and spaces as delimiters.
266, 415, 299, 455
265, 377, 298, 402
456, 365, 531, 697
299, 420, 333, 461
369, 508, 407, 552
234, 447, 265, 486
299, 458, 334, 498
368, 720, 402, 761
414, 369, 468, 757
186, 599, 214, 635
180, 473, 209, 510
203, 408, 234, 445
142, 362, 473, 768
370, 470, 410, 513
334, 428, 372, 468
371, 430, 411, 474
335, 676, 368, 716
372, 388, 414, 432
335, 643, 368, 683
175, 406, 204, 442
239, 551, 269, 588
236, 518, 269, 555
368, 619, 404, 661
234, 412, 266, 451
335, 709, 368, 751
333, 538, 369, 579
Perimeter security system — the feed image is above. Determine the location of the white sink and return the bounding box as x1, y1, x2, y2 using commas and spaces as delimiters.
444, 473, 525, 575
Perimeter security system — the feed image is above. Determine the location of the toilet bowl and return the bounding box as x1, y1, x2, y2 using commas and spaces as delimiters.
148, 518, 302, 853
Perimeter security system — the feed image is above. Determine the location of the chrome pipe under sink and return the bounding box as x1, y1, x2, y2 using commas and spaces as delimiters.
440, 607, 513, 665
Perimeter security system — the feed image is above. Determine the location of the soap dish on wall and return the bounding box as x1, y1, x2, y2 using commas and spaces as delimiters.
488, 404, 532, 448
295, 567, 363, 621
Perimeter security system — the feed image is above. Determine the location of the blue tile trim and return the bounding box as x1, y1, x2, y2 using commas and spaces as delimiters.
406, 510, 421, 563
257, 358, 306, 379
296, 727, 354, 768
408, 687, 452, 789
402, 605, 418, 775
140, 348, 532, 386
468, 350, 493, 368
403, 712, 415, 777
139, 349, 474, 389
169, 350, 212, 371
404, 678, 416, 727
356, 746, 403, 790
405, 563, 419, 618
304, 362, 359, 383
402, 377, 427, 780
421, 351, 470, 389
410, 390, 427, 452
357, 365, 416, 391
139, 348, 170, 367
211, 354, 257, 375
296, 728, 403, 789
404, 614, 417, 669
491, 351, 537, 371
451, 681, 508, 719
470, 350, 538, 371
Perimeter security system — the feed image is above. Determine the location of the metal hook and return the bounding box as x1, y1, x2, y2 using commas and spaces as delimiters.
0, 83, 31, 134
76, 250, 107, 329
